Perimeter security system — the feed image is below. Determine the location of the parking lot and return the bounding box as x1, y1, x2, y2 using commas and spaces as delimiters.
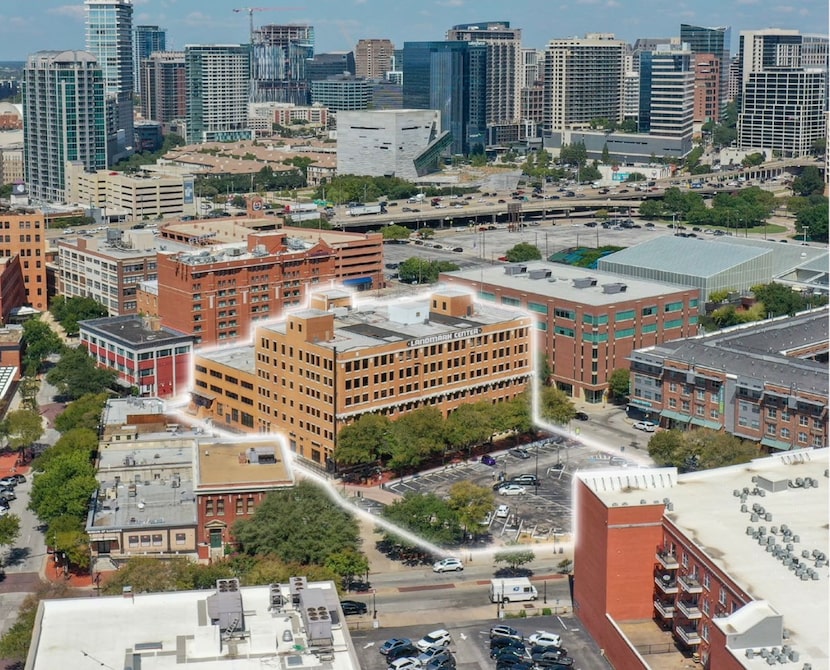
384, 436, 640, 541
350, 615, 611, 670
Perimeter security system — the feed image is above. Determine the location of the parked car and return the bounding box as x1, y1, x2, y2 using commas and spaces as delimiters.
574, 411, 589, 421
495, 504, 510, 519
0, 489, 15, 501
528, 631, 562, 648
0, 477, 19, 488
432, 557, 464, 573
509, 447, 531, 459
511, 474, 539, 487
490, 637, 526, 655
533, 651, 574, 667
423, 656, 456, 670
388, 657, 422, 670
386, 645, 420, 663
481, 454, 497, 466
380, 638, 413, 656
493, 646, 531, 663
418, 648, 454, 666
339, 600, 368, 616
489, 624, 524, 640
633, 421, 657, 432
497, 484, 527, 496
415, 629, 452, 652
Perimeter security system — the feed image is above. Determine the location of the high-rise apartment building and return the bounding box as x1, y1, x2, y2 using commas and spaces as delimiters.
310, 75, 371, 110
639, 44, 694, 146
133, 24, 166, 100
22, 50, 107, 203
251, 24, 314, 104
306, 52, 355, 82
403, 41, 487, 155
355, 39, 394, 80
185, 45, 252, 144
736, 30, 827, 158
680, 23, 730, 117
543, 34, 626, 132
85, 0, 134, 165
447, 22, 522, 126
141, 51, 186, 124
692, 53, 721, 125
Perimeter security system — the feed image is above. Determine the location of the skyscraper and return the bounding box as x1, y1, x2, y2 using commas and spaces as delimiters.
355, 39, 394, 80
446, 22, 522, 126
185, 44, 252, 144
141, 51, 186, 124
638, 44, 694, 152
85, 0, 134, 164
402, 41, 487, 155
543, 34, 626, 132
679, 24, 730, 117
23, 51, 107, 202
133, 25, 166, 101
250, 24, 314, 104
736, 30, 827, 158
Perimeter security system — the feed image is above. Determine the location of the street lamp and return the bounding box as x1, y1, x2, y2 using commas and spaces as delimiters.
372, 588, 377, 619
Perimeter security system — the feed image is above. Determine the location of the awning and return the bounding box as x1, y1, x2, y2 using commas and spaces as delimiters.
661, 410, 692, 423
761, 437, 795, 451
629, 398, 653, 408
690, 417, 722, 430
342, 276, 372, 286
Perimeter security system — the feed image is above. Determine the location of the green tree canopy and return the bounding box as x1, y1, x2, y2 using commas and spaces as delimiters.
34, 427, 98, 472
54, 393, 108, 433
46, 347, 117, 400
49, 295, 108, 336
792, 166, 824, 197
648, 428, 758, 470
1, 409, 44, 453
795, 200, 828, 243
334, 412, 392, 466
0, 513, 21, 549
607, 369, 630, 401
443, 402, 494, 457
381, 492, 463, 546
233, 482, 360, 564
21, 318, 63, 375
505, 242, 542, 263
397, 257, 459, 284
752, 282, 821, 317
494, 548, 535, 569
446, 481, 494, 532
29, 450, 97, 525
324, 548, 370, 588
540, 386, 576, 424
381, 223, 411, 241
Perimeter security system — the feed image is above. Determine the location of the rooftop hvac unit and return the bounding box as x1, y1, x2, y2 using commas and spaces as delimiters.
571, 277, 597, 289
601, 282, 627, 294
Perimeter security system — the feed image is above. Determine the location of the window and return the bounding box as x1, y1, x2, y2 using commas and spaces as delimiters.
247, 496, 255, 514
501, 296, 520, 307
175, 533, 186, 545
528, 302, 548, 314
664, 301, 683, 312
616, 309, 635, 321
718, 588, 727, 605
766, 423, 776, 435
798, 432, 808, 444
554, 326, 574, 337
642, 323, 658, 334
664, 318, 684, 329
140, 535, 151, 547
236, 498, 244, 514
554, 308, 574, 320
205, 499, 214, 516
767, 407, 777, 418
583, 332, 608, 343
128, 536, 139, 548
615, 327, 635, 338
217, 499, 225, 515
583, 313, 608, 325
152, 534, 162, 547
641, 306, 657, 316
479, 291, 495, 301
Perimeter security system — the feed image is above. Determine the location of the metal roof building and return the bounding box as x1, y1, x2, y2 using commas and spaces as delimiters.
598, 237, 828, 300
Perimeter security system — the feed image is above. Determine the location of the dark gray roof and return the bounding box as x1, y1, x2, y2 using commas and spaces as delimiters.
80, 316, 193, 349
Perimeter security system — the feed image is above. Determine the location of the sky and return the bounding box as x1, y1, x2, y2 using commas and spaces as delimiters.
0, 0, 827, 61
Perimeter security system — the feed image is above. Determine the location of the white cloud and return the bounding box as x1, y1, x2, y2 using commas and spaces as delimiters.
47, 4, 84, 20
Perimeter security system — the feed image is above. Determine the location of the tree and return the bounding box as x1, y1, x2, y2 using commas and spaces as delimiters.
18, 375, 40, 412
505, 242, 542, 263
381, 492, 462, 546
638, 199, 663, 220
28, 450, 98, 524
796, 201, 828, 243
539, 386, 576, 424
752, 282, 808, 317
233, 482, 360, 564
647, 430, 685, 466
494, 548, 535, 570
792, 166, 824, 197
381, 223, 411, 241
443, 402, 494, 460
49, 295, 108, 336
102, 556, 196, 594
446, 481, 494, 533
624, 172, 647, 182
54, 393, 108, 433
607, 369, 630, 402
46, 347, 117, 399
21, 318, 63, 375
0, 513, 21, 550
334, 412, 392, 466
388, 406, 446, 468
0, 582, 71, 663
34, 428, 98, 472
559, 143, 587, 169
648, 428, 757, 470
708, 289, 731, 304
601, 144, 610, 165
1, 409, 43, 454
325, 548, 370, 589
49, 514, 91, 570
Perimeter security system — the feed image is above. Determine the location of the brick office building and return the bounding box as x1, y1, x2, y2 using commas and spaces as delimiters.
80, 315, 195, 398
191, 288, 533, 466
156, 226, 384, 348
0, 208, 48, 311
441, 262, 700, 403
628, 309, 828, 450
573, 449, 828, 670
0, 256, 27, 324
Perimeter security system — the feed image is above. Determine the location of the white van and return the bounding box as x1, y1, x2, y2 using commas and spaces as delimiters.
489, 578, 538, 603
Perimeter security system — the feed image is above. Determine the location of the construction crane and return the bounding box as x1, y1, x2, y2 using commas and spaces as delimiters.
232, 7, 303, 44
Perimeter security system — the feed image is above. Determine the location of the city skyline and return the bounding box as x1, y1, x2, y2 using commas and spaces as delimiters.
0, 0, 827, 61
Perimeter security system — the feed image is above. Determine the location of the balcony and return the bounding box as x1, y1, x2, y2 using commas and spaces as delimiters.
675, 624, 701, 646
654, 600, 675, 619
656, 549, 679, 570
655, 574, 679, 594
676, 600, 702, 619
678, 574, 703, 594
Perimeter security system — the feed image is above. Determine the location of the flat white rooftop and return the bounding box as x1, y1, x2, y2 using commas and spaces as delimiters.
579, 449, 829, 669
28, 582, 360, 670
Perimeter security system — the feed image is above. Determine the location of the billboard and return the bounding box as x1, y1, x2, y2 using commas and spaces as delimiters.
183, 179, 195, 204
